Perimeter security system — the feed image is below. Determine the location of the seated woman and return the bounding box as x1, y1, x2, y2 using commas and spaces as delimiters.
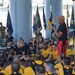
15, 37, 29, 55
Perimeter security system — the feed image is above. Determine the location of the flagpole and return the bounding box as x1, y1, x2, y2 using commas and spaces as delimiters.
66, 3, 70, 40
50, 0, 52, 39
43, 7, 44, 38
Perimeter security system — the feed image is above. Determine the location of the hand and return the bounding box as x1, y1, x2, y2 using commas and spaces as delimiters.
52, 26, 56, 31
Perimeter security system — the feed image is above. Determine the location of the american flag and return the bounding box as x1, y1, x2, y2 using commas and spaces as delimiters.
6, 11, 13, 35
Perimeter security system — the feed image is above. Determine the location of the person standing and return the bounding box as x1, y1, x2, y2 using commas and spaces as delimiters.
52, 15, 68, 56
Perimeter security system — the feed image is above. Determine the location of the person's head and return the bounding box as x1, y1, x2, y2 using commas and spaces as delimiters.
52, 44, 57, 51
24, 60, 33, 67
11, 62, 20, 73
45, 61, 54, 72
8, 57, 13, 64
48, 40, 51, 45
64, 57, 71, 66
19, 37, 24, 42
6, 39, 13, 46
44, 38, 48, 43
43, 43, 47, 50
0, 73, 5, 75
58, 53, 66, 63
46, 42, 50, 48
68, 55, 74, 63
58, 15, 65, 24
34, 53, 41, 60
29, 45, 34, 50
35, 65, 45, 75
13, 57, 21, 64
18, 37, 25, 47
38, 42, 43, 48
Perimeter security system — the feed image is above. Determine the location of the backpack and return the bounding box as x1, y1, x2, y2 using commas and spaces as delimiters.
63, 68, 73, 75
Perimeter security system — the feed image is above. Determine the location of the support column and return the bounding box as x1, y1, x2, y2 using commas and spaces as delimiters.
45, 0, 51, 38
52, 0, 62, 27
10, 0, 32, 43
45, 0, 62, 38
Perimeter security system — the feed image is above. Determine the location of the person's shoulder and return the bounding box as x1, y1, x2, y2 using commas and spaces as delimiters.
5, 65, 11, 71
58, 67, 64, 75
5, 65, 11, 69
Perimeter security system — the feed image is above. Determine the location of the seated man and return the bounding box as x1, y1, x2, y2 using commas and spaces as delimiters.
5, 57, 25, 75
41, 43, 51, 60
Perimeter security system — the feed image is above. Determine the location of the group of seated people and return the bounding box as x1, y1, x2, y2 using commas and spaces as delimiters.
0, 32, 75, 75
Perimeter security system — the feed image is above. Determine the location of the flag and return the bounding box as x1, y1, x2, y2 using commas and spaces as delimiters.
48, 11, 54, 30
6, 11, 13, 35
36, 5, 42, 33
43, 8, 46, 30
66, 4, 70, 28
33, 15, 37, 33
69, 6, 75, 39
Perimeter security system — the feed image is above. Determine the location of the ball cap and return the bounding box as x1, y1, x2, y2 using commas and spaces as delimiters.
57, 15, 65, 21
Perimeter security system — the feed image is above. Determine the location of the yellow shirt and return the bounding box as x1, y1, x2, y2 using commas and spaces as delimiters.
66, 49, 75, 57
52, 50, 58, 60
34, 60, 46, 66
55, 63, 63, 70
42, 48, 51, 58
23, 67, 35, 75
5, 65, 25, 75
0, 68, 8, 75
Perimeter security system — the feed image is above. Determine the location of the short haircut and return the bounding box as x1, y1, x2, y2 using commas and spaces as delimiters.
46, 61, 54, 71
35, 65, 45, 74
11, 62, 20, 72
60, 53, 66, 60
64, 57, 71, 65
13, 57, 20, 62
24, 60, 33, 67
68, 55, 74, 62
